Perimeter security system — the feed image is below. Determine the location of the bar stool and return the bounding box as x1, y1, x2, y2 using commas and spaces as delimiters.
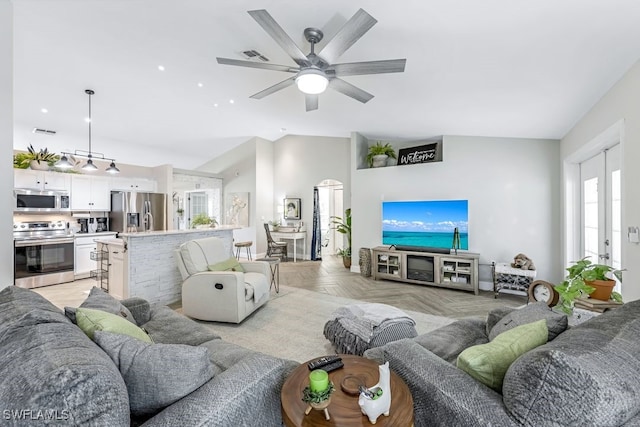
234, 241, 253, 260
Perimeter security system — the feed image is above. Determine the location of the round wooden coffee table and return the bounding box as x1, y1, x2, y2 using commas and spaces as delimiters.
281, 355, 414, 426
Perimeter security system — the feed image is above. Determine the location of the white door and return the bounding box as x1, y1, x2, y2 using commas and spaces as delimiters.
579, 144, 621, 291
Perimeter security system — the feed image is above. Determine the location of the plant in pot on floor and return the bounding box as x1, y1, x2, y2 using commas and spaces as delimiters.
554, 257, 623, 315
331, 208, 352, 268
366, 141, 397, 168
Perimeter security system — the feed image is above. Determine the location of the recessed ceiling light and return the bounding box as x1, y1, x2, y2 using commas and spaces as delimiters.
213, 103, 218, 107
84, 117, 91, 123
41, 108, 48, 113
197, 82, 204, 87
158, 65, 165, 71
229, 99, 235, 104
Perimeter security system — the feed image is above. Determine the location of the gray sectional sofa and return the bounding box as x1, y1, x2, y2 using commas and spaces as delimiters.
0, 286, 298, 426
365, 301, 640, 427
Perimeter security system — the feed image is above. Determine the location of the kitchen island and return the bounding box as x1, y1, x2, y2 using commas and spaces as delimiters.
115, 227, 236, 304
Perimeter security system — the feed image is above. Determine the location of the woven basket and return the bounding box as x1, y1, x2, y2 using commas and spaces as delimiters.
359, 248, 372, 277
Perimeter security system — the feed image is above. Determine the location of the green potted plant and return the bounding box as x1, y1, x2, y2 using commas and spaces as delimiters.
554, 257, 623, 314
191, 213, 217, 229
331, 208, 352, 268
13, 144, 60, 170
366, 141, 397, 168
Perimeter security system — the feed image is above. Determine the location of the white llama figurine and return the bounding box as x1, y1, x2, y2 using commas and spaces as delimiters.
358, 361, 391, 424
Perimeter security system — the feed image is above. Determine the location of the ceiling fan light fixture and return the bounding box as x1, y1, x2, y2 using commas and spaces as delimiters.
295, 69, 328, 95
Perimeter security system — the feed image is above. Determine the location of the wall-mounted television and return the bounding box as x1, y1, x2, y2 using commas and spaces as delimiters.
382, 200, 468, 250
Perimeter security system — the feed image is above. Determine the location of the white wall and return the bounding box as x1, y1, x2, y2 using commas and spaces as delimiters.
274, 135, 351, 259
1, 1, 14, 288
352, 135, 562, 286
255, 138, 274, 253
198, 138, 262, 255
561, 59, 640, 302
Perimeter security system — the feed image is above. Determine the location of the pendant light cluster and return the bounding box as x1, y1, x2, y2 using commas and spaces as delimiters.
55, 89, 119, 174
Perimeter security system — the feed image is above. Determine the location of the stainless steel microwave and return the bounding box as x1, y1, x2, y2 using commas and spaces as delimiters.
14, 189, 70, 212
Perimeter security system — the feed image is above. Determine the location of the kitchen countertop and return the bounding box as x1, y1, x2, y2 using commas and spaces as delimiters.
73, 232, 117, 238
119, 226, 238, 237
94, 237, 124, 245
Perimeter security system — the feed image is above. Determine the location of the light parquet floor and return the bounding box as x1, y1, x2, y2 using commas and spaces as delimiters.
279, 255, 525, 319
36, 255, 526, 319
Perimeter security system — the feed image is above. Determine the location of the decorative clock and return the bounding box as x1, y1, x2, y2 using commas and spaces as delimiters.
528, 280, 560, 307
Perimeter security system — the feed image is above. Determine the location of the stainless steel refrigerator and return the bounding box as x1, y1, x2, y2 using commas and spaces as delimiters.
110, 191, 167, 233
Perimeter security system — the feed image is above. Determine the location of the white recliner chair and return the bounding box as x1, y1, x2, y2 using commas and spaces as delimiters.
175, 237, 270, 323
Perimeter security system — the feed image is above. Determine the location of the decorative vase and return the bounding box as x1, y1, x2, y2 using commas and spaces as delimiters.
586, 279, 616, 301
343, 257, 352, 269
30, 160, 50, 171
371, 154, 388, 168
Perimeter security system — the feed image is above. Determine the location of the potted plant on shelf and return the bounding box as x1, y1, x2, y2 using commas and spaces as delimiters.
191, 213, 218, 229
554, 257, 623, 315
331, 208, 352, 268
13, 144, 60, 170
366, 141, 397, 168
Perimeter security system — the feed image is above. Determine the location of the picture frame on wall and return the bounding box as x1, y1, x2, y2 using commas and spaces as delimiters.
284, 198, 301, 220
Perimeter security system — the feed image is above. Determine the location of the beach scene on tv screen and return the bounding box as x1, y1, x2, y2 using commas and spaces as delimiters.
382, 200, 469, 250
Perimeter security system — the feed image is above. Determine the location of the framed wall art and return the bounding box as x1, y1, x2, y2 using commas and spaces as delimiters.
284, 198, 301, 220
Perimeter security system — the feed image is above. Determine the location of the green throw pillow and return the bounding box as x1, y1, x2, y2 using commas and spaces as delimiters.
457, 319, 548, 391
208, 257, 245, 272
76, 308, 153, 343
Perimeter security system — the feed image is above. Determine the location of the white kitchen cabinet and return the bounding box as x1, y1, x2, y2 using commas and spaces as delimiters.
70, 175, 110, 211
107, 243, 125, 299
109, 176, 157, 192
75, 236, 98, 278
14, 169, 70, 191
75, 233, 118, 279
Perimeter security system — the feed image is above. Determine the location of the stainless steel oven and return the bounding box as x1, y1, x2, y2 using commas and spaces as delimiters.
14, 221, 75, 288
14, 189, 70, 212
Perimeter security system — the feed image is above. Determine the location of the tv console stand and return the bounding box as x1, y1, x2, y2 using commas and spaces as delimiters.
372, 246, 479, 295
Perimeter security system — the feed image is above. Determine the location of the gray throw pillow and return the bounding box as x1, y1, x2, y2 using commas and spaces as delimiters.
488, 302, 568, 341
66, 287, 136, 325
93, 331, 215, 415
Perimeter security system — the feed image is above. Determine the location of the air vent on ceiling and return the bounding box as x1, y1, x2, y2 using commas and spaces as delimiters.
241, 49, 269, 62
32, 128, 57, 136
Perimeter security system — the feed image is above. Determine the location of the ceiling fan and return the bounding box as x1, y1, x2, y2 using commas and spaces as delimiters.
216, 9, 407, 111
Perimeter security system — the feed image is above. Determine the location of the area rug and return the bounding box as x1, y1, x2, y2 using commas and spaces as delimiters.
186, 286, 455, 362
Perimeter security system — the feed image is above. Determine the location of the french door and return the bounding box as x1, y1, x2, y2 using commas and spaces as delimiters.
579, 144, 621, 290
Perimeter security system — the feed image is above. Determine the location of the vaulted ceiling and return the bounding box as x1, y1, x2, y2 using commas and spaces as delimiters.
12, 0, 640, 168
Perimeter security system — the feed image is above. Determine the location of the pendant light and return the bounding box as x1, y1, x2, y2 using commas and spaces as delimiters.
55, 89, 119, 173
81, 90, 99, 171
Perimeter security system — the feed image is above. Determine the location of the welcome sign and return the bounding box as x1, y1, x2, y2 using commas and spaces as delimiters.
397, 141, 443, 166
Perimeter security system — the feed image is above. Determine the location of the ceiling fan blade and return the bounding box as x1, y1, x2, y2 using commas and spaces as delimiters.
329, 78, 374, 103
318, 9, 377, 65
248, 10, 310, 67
217, 57, 298, 73
305, 94, 318, 112
250, 77, 296, 99
328, 59, 406, 76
